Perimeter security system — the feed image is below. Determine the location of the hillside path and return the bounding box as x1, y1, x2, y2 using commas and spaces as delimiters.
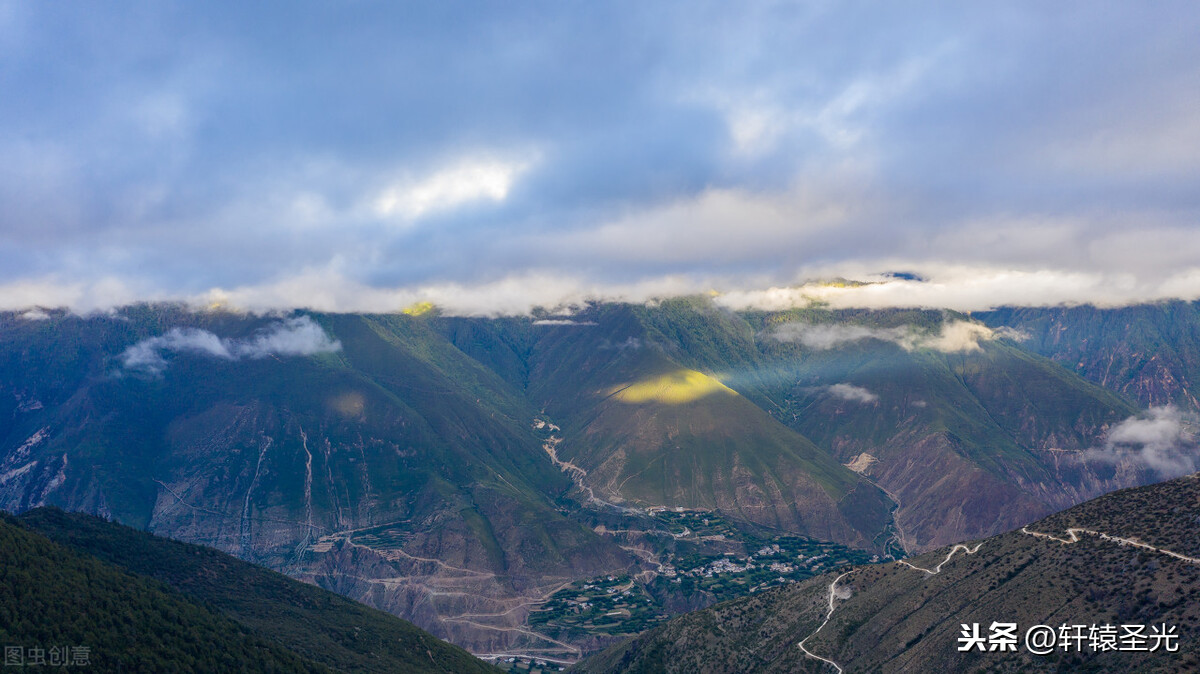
1020, 527, 1200, 564
799, 543, 982, 672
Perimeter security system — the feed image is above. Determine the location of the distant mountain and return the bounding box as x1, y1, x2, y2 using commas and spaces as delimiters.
3, 508, 494, 673
573, 473, 1200, 673
981, 302, 1200, 410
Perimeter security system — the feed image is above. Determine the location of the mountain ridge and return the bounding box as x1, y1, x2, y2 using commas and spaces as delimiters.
573, 473, 1200, 673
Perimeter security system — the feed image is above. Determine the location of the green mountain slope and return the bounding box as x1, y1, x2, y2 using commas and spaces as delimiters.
573, 473, 1200, 673
0, 510, 330, 673
444, 301, 894, 550
15, 507, 495, 674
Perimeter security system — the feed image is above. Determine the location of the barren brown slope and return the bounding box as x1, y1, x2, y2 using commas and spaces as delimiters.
574, 473, 1200, 673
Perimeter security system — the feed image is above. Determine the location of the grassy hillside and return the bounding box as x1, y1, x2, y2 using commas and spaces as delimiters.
573, 473, 1200, 673
444, 301, 894, 551
18, 507, 497, 673
0, 510, 330, 673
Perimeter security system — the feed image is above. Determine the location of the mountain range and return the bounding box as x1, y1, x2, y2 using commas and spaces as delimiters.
2, 298, 1196, 661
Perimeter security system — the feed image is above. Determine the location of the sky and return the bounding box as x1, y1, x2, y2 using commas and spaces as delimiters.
3, 1, 1200, 315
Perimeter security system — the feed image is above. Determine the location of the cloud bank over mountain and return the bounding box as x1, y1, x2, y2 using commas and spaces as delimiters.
121, 316, 342, 373
1085, 406, 1200, 477
826, 384, 878, 404
2, 2, 1200, 314
768, 319, 1006, 353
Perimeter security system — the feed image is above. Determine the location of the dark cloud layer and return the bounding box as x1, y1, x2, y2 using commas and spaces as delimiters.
3, 1, 1199, 314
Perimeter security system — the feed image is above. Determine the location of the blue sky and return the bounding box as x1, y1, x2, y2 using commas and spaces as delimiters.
3, 1, 1199, 314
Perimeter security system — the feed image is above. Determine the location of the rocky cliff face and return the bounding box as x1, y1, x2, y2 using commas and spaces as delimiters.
981, 302, 1200, 410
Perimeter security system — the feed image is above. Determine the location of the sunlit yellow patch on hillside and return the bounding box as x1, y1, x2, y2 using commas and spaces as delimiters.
402, 301, 435, 316
608, 369, 737, 405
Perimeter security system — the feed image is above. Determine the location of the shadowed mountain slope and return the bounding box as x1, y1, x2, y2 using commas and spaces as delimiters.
0, 301, 1187, 659
444, 301, 1153, 555
1, 510, 329, 673
14, 507, 496, 673
739, 307, 1146, 552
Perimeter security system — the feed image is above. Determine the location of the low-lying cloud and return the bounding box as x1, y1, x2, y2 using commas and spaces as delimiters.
600, 336, 643, 350
121, 316, 341, 374
532, 319, 598, 326
713, 268, 1200, 315
826, 383, 878, 404
7, 266, 1200, 318
1085, 406, 1199, 477
992, 326, 1031, 342
770, 323, 894, 350
768, 319, 1004, 353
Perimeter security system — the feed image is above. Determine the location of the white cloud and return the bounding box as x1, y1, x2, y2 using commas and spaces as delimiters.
769, 323, 905, 350
235, 316, 342, 359
826, 383, 878, 404
992, 326, 1031, 342
0, 277, 157, 314
920, 321, 994, 353
5, 4, 1200, 317
8, 264, 1200, 319
532, 319, 597, 326
716, 267, 1200, 313
121, 327, 232, 372
121, 316, 341, 373
708, 52, 940, 156
1084, 406, 1199, 477
768, 319, 998, 353
544, 184, 862, 266
373, 156, 532, 220
603, 336, 642, 350
198, 269, 704, 317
